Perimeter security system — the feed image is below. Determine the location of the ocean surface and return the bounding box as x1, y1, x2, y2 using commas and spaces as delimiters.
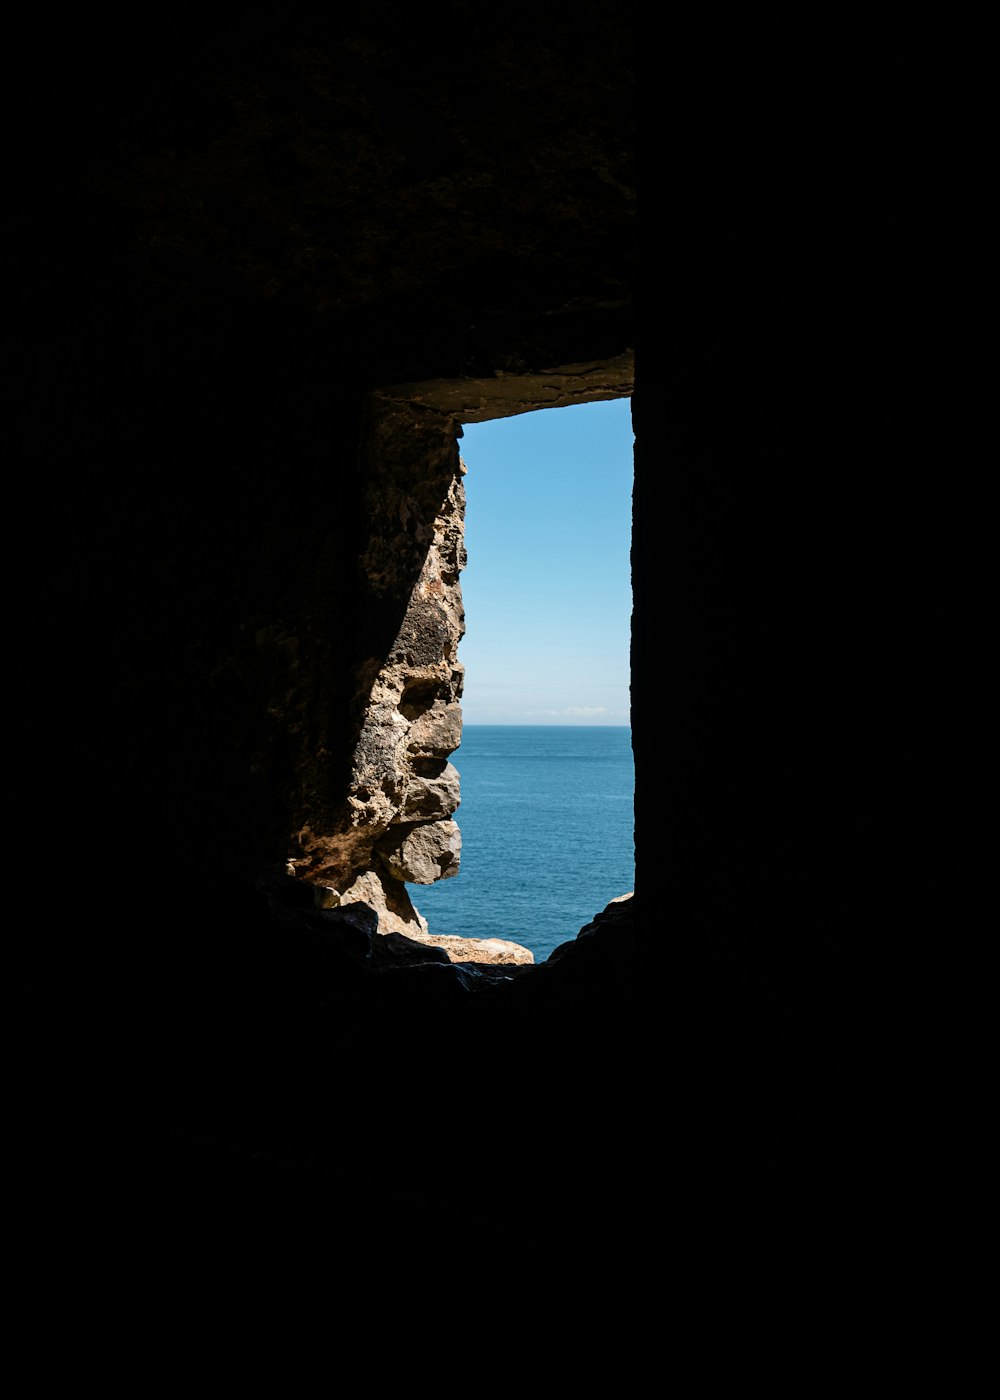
407, 725, 635, 964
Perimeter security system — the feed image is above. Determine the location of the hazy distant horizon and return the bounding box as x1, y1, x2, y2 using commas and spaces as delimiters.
459, 719, 631, 728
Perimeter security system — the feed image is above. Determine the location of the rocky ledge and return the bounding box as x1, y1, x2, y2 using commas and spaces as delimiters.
400, 930, 535, 966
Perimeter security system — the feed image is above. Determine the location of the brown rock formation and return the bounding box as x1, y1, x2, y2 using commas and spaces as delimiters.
283, 399, 471, 935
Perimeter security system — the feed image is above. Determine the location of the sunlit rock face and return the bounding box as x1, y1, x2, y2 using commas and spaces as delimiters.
282, 406, 469, 936
378, 817, 462, 884
396, 761, 461, 824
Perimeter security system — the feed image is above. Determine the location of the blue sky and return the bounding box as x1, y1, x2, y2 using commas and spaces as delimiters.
456, 395, 634, 726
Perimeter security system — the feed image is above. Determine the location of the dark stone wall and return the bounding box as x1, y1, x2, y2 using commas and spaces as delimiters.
648, 58, 952, 1257
13, 12, 952, 1283
16, 4, 637, 891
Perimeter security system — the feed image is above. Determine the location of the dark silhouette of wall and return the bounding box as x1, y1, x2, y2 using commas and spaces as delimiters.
11, 12, 952, 1284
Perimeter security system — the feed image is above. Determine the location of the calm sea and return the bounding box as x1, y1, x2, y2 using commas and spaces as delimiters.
407, 725, 635, 963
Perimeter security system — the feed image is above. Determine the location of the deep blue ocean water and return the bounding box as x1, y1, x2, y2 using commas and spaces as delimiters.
407, 725, 635, 964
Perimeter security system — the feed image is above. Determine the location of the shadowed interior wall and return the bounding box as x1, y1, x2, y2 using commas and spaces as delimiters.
12, 11, 951, 1261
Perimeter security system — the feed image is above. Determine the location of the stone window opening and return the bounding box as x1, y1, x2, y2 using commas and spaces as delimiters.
322, 358, 635, 966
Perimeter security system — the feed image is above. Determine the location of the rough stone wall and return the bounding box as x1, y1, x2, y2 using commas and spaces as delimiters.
275, 363, 635, 939
12, 9, 956, 1265
287, 399, 469, 935
12, 8, 637, 906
